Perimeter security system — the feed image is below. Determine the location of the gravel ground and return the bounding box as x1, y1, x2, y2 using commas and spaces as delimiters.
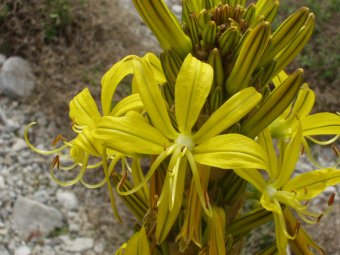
0, 95, 137, 255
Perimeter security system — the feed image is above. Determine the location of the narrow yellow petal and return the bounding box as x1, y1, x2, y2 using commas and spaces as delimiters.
133, 57, 177, 139
175, 54, 213, 135
69, 88, 101, 129
194, 134, 268, 170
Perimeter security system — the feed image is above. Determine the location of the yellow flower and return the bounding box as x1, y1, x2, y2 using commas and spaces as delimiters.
94, 53, 267, 242
233, 125, 340, 253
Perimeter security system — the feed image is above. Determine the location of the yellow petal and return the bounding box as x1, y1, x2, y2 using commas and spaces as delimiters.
274, 123, 302, 188
94, 115, 170, 155
133, 57, 177, 139
194, 134, 268, 170
194, 87, 261, 144
233, 169, 266, 192
273, 213, 289, 254
283, 168, 340, 200
69, 88, 101, 129
258, 128, 279, 179
302, 112, 340, 136
124, 226, 150, 255
143, 52, 167, 84
175, 54, 213, 135
110, 94, 143, 117
101, 55, 136, 115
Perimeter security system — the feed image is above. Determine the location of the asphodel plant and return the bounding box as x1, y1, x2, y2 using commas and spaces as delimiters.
25, 0, 340, 254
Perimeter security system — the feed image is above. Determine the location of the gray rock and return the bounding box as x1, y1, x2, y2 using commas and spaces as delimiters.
0, 57, 36, 99
33, 189, 50, 204
56, 190, 79, 211
0, 247, 10, 255
60, 236, 94, 252
12, 196, 63, 238
14, 245, 31, 255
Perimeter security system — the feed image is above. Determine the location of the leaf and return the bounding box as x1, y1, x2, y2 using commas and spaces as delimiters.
194, 134, 268, 170
175, 54, 213, 135
94, 115, 170, 155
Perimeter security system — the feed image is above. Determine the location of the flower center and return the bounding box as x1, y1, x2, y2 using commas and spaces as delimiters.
175, 134, 195, 151
266, 185, 277, 198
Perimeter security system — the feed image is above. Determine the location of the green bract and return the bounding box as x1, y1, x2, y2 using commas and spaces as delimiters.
25, 0, 340, 254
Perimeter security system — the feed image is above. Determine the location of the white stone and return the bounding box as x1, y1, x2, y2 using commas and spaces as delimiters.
12, 196, 63, 238
171, 4, 182, 14
60, 236, 94, 252
0, 176, 6, 190
0, 57, 36, 99
14, 245, 31, 255
56, 190, 79, 210
11, 138, 27, 152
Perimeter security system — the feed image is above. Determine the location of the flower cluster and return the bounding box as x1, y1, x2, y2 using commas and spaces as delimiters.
26, 0, 340, 254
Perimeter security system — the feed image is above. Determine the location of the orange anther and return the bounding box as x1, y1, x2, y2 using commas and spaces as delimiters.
52, 135, 65, 146
328, 193, 335, 206
51, 155, 60, 170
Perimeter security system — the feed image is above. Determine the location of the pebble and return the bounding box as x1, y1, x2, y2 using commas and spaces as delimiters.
60, 236, 94, 252
14, 245, 31, 255
11, 138, 28, 152
0, 57, 36, 99
12, 196, 63, 238
56, 190, 79, 211
0, 176, 6, 190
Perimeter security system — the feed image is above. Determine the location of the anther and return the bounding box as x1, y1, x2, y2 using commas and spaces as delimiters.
118, 172, 128, 190
328, 193, 335, 206
51, 155, 60, 170
301, 145, 305, 155
317, 214, 323, 223
294, 222, 301, 236
291, 189, 297, 196
204, 190, 210, 209
163, 144, 167, 151
304, 200, 309, 206
52, 135, 65, 146
304, 186, 308, 195
332, 144, 340, 157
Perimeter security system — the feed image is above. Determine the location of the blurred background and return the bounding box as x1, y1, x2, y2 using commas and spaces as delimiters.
0, 0, 339, 254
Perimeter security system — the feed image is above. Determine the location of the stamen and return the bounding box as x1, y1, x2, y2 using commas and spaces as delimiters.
328, 193, 335, 206
51, 155, 60, 170
291, 189, 297, 196
332, 144, 340, 157
204, 190, 210, 210
52, 135, 65, 146
304, 186, 308, 195
294, 222, 301, 236
317, 214, 323, 223
304, 200, 309, 206
118, 171, 128, 190
301, 145, 305, 155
